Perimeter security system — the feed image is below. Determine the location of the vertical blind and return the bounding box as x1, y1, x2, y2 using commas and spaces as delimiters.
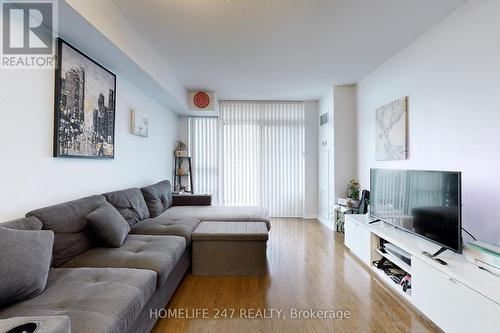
189, 101, 305, 217
188, 117, 221, 204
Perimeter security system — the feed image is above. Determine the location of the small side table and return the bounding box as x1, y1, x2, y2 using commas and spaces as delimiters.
333, 205, 357, 233
172, 193, 212, 206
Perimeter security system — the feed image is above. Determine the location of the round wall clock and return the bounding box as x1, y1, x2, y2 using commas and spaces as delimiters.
193, 91, 210, 109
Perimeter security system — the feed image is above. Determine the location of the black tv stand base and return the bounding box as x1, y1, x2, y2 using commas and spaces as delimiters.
422, 247, 448, 265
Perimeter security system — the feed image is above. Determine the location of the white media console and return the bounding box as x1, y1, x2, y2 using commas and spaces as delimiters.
344, 214, 500, 333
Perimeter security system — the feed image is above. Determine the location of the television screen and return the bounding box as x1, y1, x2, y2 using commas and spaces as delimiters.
370, 169, 462, 253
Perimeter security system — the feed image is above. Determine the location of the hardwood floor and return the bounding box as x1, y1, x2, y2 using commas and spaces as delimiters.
153, 218, 440, 333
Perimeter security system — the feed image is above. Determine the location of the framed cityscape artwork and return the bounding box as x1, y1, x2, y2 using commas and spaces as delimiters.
53, 38, 116, 158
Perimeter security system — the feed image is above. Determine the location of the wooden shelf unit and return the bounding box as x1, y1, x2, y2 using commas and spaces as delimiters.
173, 156, 193, 194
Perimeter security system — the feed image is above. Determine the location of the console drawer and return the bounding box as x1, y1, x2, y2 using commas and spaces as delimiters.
344, 217, 372, 265
412, 257, 500, 333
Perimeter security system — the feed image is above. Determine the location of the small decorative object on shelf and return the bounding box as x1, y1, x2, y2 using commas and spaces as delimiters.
174, 139, 188, 157
338, 197, 359, 209
177, 167, 189, 176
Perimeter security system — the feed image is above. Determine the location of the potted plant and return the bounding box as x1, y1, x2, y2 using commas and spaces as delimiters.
174, 139, 188, 157
347, 180, 360, 208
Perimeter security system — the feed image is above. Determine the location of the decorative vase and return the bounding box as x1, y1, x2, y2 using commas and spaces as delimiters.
175, 150, 188, 157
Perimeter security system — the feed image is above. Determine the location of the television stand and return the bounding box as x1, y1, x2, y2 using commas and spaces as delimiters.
344, 214, 500, 333
422, 247, 448, 265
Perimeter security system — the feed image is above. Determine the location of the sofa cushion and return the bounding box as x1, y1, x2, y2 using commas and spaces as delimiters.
103, 188, 150, 226
140, 180, 173, 218
61, 235, 186, 287
0, 267, 156, 333
130, 217, 200, 244
192, 221, 269, 241
0, 228, 54, 306
87, 203, 130, 247
0, 216, 42, 230
26, 195, 107, 267
159, 206, 271, 230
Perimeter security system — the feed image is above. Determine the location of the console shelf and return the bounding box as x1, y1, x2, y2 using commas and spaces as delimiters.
370, 262, 412, 300
344, 214, 500, 333
375, 248, 412, 274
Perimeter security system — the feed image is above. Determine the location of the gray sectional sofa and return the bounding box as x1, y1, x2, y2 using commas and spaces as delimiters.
0, 180, 270, 333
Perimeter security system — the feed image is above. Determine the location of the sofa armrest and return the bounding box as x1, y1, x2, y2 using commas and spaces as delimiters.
0, 316, 71, 333
172, 194, 212, 206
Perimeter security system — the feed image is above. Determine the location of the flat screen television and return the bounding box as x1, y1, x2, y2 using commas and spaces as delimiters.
370, 169, 462, 253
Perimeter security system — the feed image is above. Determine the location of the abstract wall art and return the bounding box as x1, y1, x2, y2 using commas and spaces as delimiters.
375, 96, 408, 161
131, 109, 149, 137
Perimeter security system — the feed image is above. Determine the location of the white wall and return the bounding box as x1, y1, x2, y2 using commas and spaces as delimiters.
356, 0, 500, 244
318, 86, 358, 227
177, 116, 189, 146
334, 85, 357, 201
318, 89, 334, 225
304, 101, 319, 218
63, 0, 188, 112
0, 68, 178, 221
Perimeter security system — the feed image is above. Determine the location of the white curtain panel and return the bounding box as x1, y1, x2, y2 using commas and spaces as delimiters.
189, 101, 305, 217
188, 117, 221, 204
221, 101, 305, 217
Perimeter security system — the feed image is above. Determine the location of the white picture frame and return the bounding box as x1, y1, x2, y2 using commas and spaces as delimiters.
375, 97, 408, 161
131, 109, 149, 137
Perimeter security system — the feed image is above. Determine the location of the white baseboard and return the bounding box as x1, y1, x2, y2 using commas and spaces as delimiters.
317, 216, 334, 230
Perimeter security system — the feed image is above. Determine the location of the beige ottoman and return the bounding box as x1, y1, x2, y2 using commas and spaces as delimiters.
192, 222, 268, 277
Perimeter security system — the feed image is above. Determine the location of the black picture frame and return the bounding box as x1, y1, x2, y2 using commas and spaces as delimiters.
53, 38, 117, 159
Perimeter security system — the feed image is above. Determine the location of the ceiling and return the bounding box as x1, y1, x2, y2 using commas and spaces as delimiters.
114, 0, 466, 101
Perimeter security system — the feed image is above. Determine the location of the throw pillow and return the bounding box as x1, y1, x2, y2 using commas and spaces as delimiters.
0, 227, 54, 306
86, 202, 130, 247
141, 180, 172, 218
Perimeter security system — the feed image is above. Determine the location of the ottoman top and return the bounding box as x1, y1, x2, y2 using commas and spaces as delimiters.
192, 222, 269, 241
